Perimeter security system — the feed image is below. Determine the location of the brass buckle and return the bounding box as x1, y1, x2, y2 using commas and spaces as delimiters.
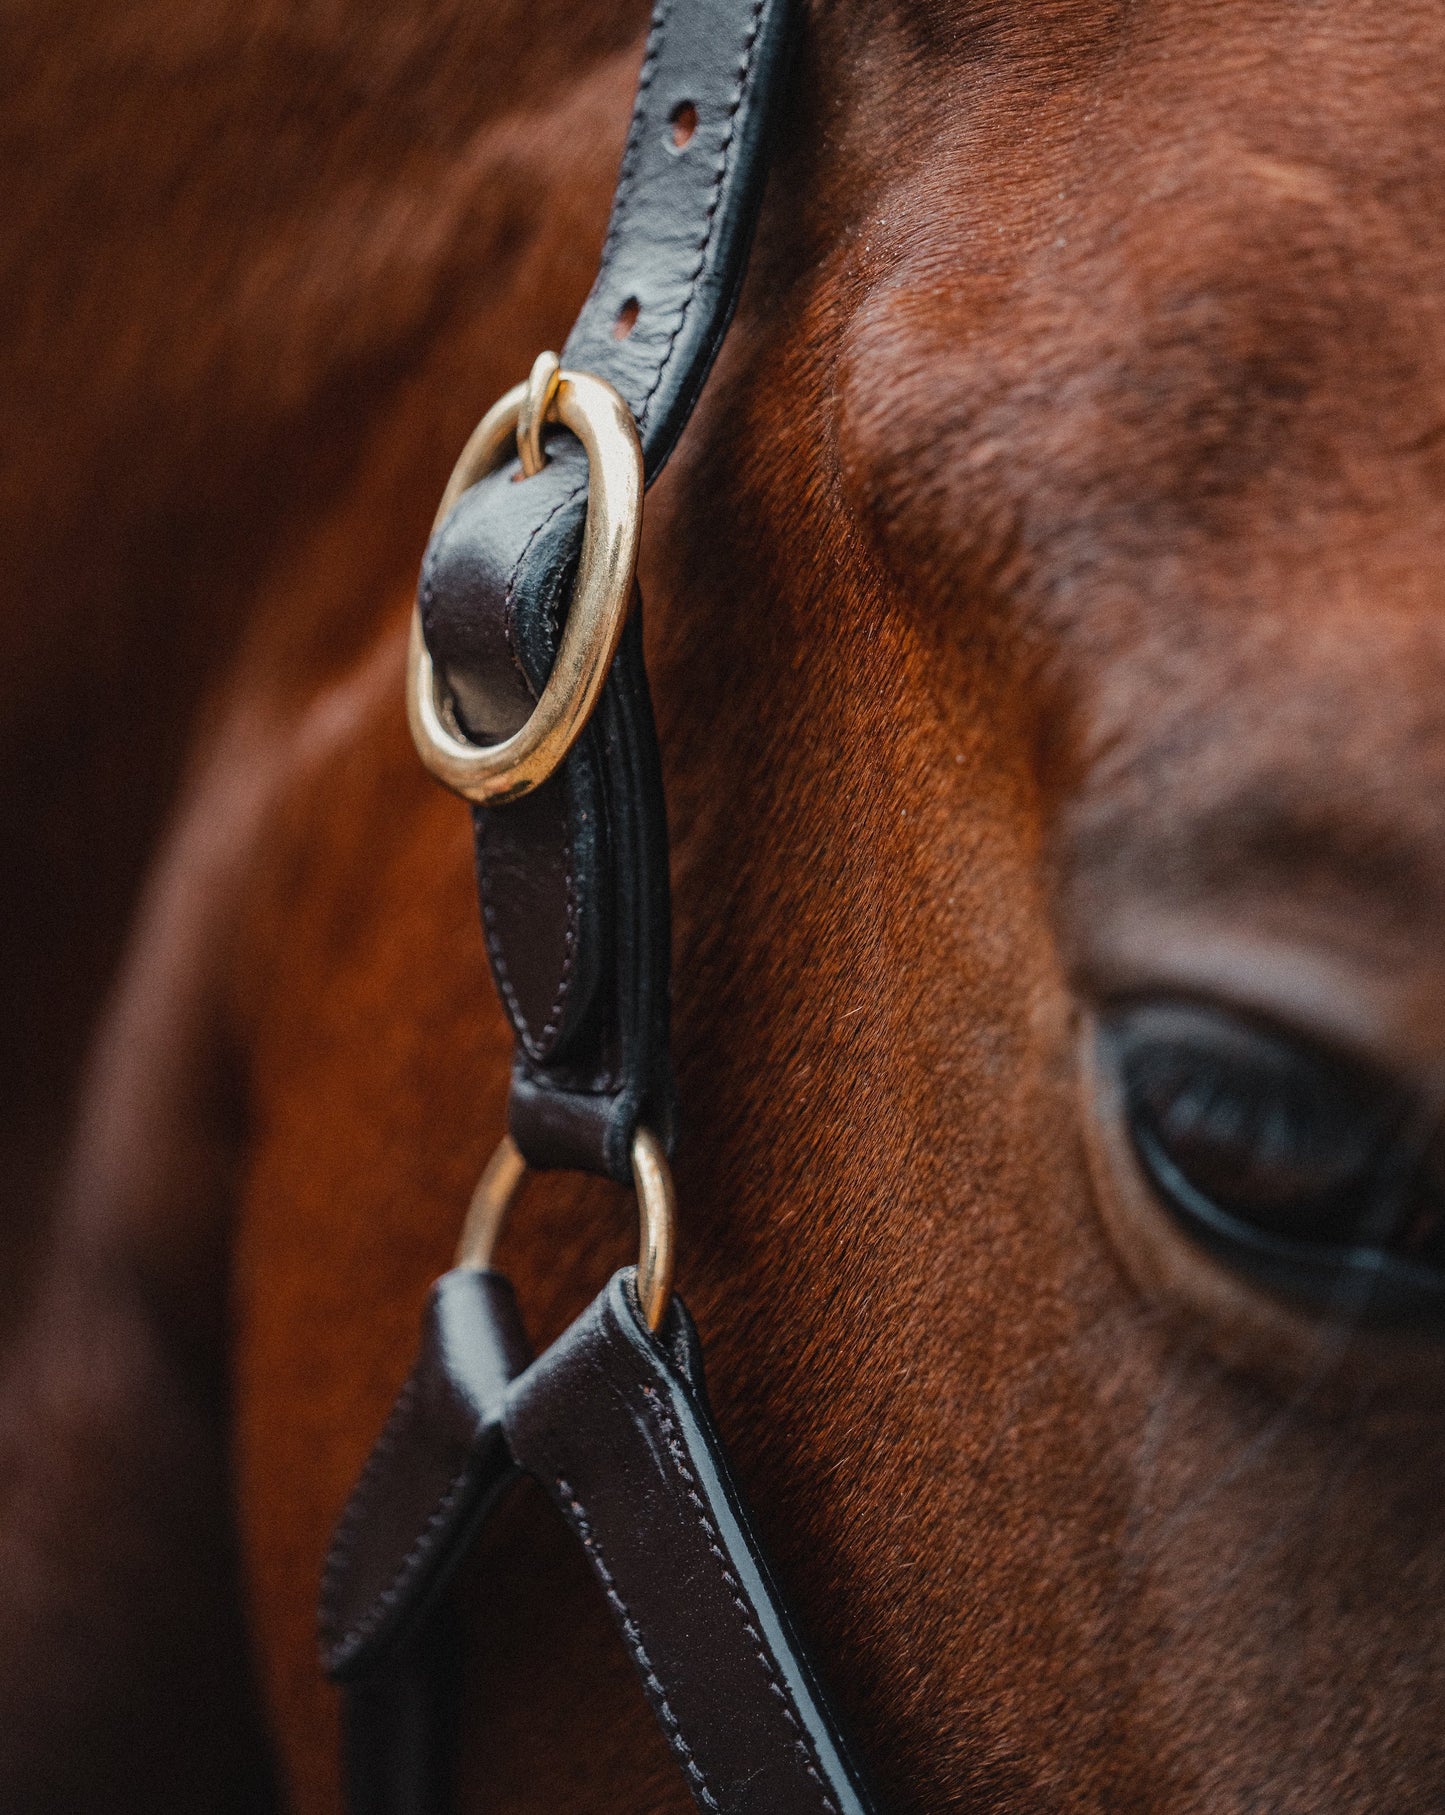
455, 1129, 677, 1332
406, 352, 644, 805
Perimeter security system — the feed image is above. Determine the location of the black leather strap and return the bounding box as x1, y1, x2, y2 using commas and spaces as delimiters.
419, 0, 802, 1181
324, 1, 872, 1806
322, 1271, 878, 1815
338, 1618, 466, 1815
319, 1271, 529, 1681
321, 1272, 531, 1815
506, 1274, 876, 1815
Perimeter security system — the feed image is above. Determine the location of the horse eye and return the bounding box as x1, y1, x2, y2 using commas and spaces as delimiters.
1098, 1000, 1445, 1322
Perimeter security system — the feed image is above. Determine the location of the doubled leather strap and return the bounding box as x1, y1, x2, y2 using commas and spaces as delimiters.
319, 1271, 529, 1681
323, 1271, 878, 1815
321, 1273, 531, 1815
419, 0, 802, 1181
323, 1, 880, 1807
506, 1274, 876, 1815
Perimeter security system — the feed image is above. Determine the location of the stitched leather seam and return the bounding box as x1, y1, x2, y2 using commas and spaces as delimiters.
319, 1372, 476, 1661
501, 479, 587, 678
483, 478, 589, 1056
475, 837, 536, 1053
476, 828, 579, 1061
595, 0, 671, 274
332, 1466, 473, 1658
555, 831, 580, 1048
639, 1384, 841, 1814
558, 1477, 721, 1812
635, 0, 769, 436
319, 1369, 422, 1637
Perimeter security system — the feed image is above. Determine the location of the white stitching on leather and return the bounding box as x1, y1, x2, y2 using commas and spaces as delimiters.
477, 475, 589, 1060
635, 0, 770, 434
639, 1384, 841, 1814
476, 821, 579, 1060
597, 0, 672, 270
558, 1477, 722, 1811
320, 1369, 477, 1665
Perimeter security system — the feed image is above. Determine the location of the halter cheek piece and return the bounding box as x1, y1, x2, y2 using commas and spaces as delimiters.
319, 1, 882, 1810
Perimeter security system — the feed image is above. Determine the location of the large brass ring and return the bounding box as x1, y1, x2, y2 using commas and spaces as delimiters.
454, 1129, 676, 1331
407, 363, 643, 805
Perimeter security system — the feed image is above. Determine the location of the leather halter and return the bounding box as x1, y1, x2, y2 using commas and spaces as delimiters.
320, 1, 881, 1808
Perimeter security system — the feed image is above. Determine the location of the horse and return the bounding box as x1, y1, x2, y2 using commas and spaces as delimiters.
4, 0, 1445, 1808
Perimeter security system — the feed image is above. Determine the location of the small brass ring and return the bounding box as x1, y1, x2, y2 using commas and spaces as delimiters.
517, 350, 561, 478
407, 362, 643, 806
454, 1134, 528, 1274
630, 1128, 677, 1332
455, 1129, 676, 1332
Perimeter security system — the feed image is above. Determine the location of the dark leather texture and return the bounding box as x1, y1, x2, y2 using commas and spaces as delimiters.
325, 1269, 878, 1815
340, 1617, 466, 1815
505, 1272, 878, 1815
502, 604, 675, 1180
418, 0, 802, 1181
319, 1270, 531, 1682
329, 0, 867, 1806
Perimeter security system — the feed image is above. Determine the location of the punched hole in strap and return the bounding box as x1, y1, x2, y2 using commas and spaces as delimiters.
669, 101, 698, 149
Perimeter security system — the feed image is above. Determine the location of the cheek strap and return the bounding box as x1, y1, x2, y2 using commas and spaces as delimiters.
418, 0, 803, 1183
321, 0, 881, 1805
320, 1271, 877, 1815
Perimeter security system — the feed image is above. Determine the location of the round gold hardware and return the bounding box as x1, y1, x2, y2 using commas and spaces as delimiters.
454, 1133, 528, 1274
517, 350, 561, 478
454, 1128, 677, 1332
407, 362, 643, 806
630, 1127, 677, 1332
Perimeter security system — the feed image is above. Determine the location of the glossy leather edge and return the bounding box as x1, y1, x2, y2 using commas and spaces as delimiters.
319, 1271, 531, 1683
416, 0, 802, 1180
503, 1272, 877, 1815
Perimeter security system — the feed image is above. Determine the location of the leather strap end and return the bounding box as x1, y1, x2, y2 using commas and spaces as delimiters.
319, 1270, 532, 1682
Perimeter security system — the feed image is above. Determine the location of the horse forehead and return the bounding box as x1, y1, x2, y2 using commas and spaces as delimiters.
823, 30, 1445, 636
835, 40, 1445, 541
803, 7, 1445, 994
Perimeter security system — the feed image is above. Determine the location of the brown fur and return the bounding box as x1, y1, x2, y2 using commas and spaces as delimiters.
4, 1, 1445, 1809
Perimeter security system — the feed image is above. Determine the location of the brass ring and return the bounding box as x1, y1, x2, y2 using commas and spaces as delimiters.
407, 361, 643, 806
517, 350, 561, 478
455, 1128, 676, 1331
629, 1129, 677, 1331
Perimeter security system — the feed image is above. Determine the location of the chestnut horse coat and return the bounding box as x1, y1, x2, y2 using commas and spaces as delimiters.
4, 1, 1445, 1810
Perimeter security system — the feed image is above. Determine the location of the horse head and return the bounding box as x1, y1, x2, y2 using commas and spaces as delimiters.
4, 1, 1444, 1809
